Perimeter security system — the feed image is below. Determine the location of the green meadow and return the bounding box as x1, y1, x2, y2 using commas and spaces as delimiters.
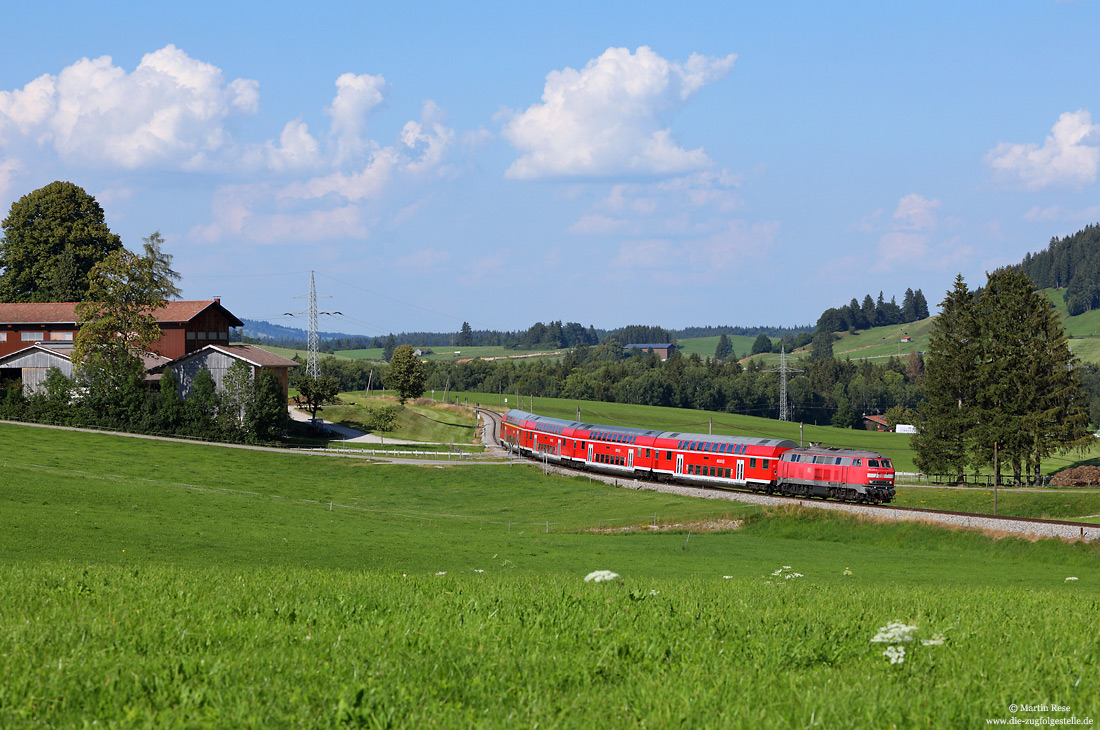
2, 422, 1100, 727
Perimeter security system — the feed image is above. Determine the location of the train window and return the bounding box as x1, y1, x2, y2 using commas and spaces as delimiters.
868, 459, 880, 467
854, 459, 861, 466
762, 459, 769, 469
881, 459, 892, 468
750, 458, 757, 469
666, 450, 672, 460
725, 468, 731, 478
645, 448, 650, 458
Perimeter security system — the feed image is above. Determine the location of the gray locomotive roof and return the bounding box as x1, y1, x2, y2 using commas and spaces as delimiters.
783, 446, 887, 458
504, 409, 796, 447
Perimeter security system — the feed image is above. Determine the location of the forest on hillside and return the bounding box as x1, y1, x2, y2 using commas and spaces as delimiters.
1018, 223, 1100, 314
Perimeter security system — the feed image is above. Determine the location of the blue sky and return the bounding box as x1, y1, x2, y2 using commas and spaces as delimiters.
2, 2, 1100, 337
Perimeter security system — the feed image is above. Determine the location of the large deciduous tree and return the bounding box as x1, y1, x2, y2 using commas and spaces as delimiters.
386, 344, 426, 404
295, 373, 340, 420
0, 181, 122, 302
73, 248, 167, 425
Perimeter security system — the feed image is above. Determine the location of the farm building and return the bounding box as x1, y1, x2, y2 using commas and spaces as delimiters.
0, 343, 170, 395
0, 299, 244, 360
624, 343, 677, 360
154, 344, 299, 399
862, 414, 890, 432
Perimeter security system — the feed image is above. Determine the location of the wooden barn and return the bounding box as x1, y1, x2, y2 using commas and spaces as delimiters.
154, 344, 299, 400
0, 343, 170, 395
0, 299, 244, 360
624, 343, 677, 360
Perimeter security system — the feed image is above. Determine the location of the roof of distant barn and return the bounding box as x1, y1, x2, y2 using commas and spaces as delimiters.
0, 300, 243, 327
154, 343, 300, 371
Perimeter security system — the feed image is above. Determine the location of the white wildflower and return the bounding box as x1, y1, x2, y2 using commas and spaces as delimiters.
473, 569, 484, 573
648, 589, 659, 596
843, 567, 853, 576
1066, 577, 1079, 582
871, 621, 919, 643
769, 566, 804, 580
723, 576, 734, 579
921, 633, 946, 646
883, 645, 906, 664
584, 570, 620, 583
435, 571, 447, 576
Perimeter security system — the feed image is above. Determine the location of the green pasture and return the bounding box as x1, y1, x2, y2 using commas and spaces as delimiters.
892, 486, 1100, 523
4, 424, 1100, 726
673, 334, 766, 360
255, 345, 352, 361
321, 393, 479, 443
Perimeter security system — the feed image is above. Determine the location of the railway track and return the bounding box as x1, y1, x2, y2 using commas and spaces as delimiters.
475, 407, 1100, 543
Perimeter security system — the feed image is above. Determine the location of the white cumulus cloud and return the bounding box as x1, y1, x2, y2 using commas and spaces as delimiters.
502, 46, 736, 179
893, 193, 940, 231
0, 44, 259, 169
327, 72, 388, 164
986, 110, 1100, 189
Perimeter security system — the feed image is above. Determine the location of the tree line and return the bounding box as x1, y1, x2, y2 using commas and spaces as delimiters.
912, 270, 1090, 485
816, 289, 930, 334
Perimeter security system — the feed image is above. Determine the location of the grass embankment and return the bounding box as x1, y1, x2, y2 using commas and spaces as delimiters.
3, 424, 1100, 726
318, 394, 478, 444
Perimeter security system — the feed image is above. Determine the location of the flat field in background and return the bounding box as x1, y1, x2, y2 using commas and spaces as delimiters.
3, 423, 1100, 727
333, 345, 565, 361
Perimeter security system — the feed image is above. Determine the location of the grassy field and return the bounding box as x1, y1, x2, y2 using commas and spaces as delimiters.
4, 423, 1100, 727
321, 394, 479, 443
674, 334, 769, 360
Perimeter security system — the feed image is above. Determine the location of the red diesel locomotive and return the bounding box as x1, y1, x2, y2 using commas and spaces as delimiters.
500, 409, 896, 503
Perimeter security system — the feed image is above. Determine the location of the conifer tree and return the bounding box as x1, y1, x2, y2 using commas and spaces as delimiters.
912, 275, 980, 482
714, 333, 734, 361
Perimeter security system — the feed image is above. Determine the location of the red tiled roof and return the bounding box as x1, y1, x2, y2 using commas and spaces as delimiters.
0, 300, 243, 326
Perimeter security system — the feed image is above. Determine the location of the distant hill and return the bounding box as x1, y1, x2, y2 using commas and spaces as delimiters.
240, 319, 351, 343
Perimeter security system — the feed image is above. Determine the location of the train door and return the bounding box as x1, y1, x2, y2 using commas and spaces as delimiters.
675, 454, 684, 475
736, 460, 744, 482
587, 443, 594, 463
628, 449, 634, 469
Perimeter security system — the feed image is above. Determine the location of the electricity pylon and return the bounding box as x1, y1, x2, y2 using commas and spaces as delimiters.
285, 271, 341, 378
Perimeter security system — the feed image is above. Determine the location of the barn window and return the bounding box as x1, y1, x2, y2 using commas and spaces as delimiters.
50, 331, 74, 341
21, 332, 43, 341
0, 333, 6, 341
187, 332, 197, 340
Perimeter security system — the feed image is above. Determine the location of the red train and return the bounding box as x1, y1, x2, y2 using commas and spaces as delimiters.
500, 409, 896, 503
